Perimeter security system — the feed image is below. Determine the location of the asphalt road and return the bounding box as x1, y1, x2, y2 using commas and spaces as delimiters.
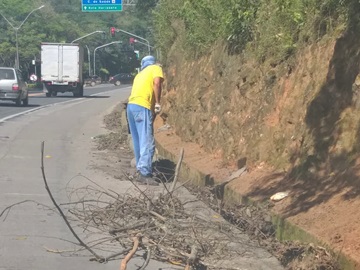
0, 84, 181, 270
0, 84, 120, 121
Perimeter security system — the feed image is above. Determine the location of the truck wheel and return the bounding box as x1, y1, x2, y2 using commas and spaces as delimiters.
115, 80, 121, 86
46, 93, 51, 97
74, 91, 83, 97
78, 85, 84, 97
73, 85, 84, 97
51, 91, 57, 97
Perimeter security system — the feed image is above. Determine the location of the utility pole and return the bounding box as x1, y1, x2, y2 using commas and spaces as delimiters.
115, 28, 151, 55
93, 41, 122, 76
33, 55, 37, 76
86, 45, 91, 77
71, 30, 106, 44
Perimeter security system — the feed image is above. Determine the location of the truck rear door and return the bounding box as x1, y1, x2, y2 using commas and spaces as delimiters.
41, 44, 80, 83
62, 46, 80, 82
41, 45, 60, 82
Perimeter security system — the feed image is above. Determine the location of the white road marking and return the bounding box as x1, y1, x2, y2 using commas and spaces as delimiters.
0, 87, 131, 124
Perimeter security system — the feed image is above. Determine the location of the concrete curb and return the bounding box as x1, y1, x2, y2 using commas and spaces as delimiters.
154, 131, 359, 270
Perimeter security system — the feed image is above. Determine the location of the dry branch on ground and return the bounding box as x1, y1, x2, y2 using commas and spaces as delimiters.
64, 176, 242, 268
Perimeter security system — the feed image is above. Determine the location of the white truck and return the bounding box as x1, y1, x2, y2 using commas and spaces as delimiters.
41, 43, 84, 97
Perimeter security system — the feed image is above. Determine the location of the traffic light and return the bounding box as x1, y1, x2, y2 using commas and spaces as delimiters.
134, 50, 139, 59
110, 27, 116, 37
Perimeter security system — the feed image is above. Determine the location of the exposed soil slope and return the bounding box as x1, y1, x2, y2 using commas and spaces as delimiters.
157, 26, 360, 268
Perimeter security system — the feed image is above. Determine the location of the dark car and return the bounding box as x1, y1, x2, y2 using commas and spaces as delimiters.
109, 73, 134, 86
0, 67, 28, 106
84, 75, 102, 87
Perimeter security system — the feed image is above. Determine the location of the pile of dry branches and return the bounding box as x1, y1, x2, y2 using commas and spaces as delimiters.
39, 144, 244, 269
64, 171, 250, 269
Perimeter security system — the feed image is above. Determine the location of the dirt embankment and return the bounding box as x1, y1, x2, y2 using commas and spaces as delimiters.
158, 26, 360, 268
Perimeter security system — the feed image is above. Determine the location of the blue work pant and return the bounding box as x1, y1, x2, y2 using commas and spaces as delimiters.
126, 103, 155, 176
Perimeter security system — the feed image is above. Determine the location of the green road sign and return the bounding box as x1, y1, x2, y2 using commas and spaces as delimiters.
82, 4, 122, 12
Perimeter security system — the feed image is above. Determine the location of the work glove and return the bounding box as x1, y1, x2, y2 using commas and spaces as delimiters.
154, 103, 161, 114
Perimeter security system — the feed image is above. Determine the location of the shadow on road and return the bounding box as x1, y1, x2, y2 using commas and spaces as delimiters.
36, 95, 111, 99
0, 103, 41, 108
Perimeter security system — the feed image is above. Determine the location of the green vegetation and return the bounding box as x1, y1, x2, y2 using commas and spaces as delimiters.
0, 0, 150, 79
151, 0, 359, 62
1, 0, 358, 79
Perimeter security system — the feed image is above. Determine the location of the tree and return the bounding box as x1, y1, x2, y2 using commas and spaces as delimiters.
135, 0, 159, 16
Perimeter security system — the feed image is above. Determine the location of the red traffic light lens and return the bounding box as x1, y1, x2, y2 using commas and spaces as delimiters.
110, 27, 116, 37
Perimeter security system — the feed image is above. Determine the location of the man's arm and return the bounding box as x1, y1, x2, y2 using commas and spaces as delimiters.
153, 77, 163, 104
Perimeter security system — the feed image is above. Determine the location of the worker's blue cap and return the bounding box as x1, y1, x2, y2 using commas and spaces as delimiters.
141, 55, 156, 70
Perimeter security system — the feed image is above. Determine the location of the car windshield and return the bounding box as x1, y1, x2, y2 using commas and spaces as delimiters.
0, 69, 15, 80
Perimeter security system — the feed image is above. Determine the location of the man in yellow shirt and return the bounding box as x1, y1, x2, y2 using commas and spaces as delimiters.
127, 55, 164, 185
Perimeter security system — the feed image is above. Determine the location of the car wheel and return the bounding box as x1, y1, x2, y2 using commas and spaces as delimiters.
46, 90, 53, 97
91, 81, 95, 87
115, 80, 121, 86
22, 95, 29, 106
15, 97, 21, 106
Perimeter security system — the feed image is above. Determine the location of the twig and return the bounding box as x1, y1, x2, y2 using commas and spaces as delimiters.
44, 246, 75, 254
60, 199, 110, 206
0, 200, 54, 221
185, 245, 198, 270
123, 172, 157, 208
210, 166, 247, 195
109, 221, 148, 235
170, 148, 184, 193
210, 166, 247, 214
101, 248, 132, 263
172, 179, 192, 192
40, 141, 103, 261
120, 234, 141, 270
149, 210, 167, 222
139, 246, 151, 270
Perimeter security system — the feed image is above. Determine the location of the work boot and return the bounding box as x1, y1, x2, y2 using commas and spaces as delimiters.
136, 174, 159, 186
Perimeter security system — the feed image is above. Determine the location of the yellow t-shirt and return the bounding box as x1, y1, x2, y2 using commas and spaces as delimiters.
128, 65, 163, 110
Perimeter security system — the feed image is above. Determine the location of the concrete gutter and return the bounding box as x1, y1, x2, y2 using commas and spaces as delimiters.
154, 134, 359, 270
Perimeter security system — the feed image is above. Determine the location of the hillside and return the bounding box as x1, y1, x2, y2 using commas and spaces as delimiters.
151, 0, 360, 268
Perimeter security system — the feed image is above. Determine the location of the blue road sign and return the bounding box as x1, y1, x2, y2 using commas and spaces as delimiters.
82, 0, 122, 4
82, 5, 122, 11
82, 0, 122, 12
